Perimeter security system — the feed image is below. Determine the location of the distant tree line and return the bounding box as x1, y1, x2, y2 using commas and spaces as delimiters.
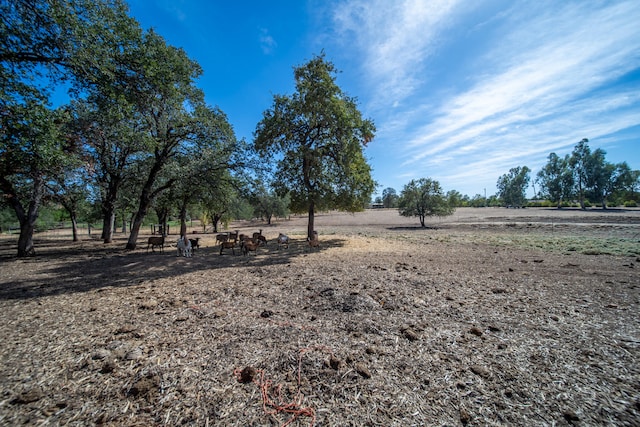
496, 138, 638, 209
372, 138, 638, 227
375, 139, 638, 211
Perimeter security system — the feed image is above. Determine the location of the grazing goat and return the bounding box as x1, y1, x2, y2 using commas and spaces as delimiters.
307, 231, 320, 250
215, 233, 229, 244
241, 239, 260, 256
176, 236, 192, 257
147, 236, 165, 253
228, 230, 239, 243
277, 233, 289, 249
251, 229, 267, 246
219, 240, 236, 255
189, 237, 200, 251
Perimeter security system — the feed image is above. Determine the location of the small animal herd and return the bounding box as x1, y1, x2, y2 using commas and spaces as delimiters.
146, 229, 320, 257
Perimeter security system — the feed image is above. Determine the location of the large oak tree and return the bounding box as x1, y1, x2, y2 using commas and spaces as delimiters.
254, 54, 375, 238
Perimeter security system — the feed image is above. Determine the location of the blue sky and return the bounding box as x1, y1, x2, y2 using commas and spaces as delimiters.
127, 0, 640, 199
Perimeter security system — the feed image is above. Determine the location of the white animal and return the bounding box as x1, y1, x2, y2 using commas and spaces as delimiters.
176, 236, 192, 257
277, 233, 289, 249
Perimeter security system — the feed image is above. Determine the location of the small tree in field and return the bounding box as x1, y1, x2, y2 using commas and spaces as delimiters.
398, 178, 454, 228
254, 53, 376, 239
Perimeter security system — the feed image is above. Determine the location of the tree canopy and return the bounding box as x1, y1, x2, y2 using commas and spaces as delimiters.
497, 166, 531, 208
254, 53, 376, 238
536, 153, 574, 208
382, 187, 398, 208
535, 138, 638, 210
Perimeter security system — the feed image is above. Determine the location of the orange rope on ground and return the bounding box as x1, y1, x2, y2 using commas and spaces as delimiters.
234, 346, 334, 427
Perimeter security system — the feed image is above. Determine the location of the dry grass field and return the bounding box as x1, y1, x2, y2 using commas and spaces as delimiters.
1, 207, 639, 426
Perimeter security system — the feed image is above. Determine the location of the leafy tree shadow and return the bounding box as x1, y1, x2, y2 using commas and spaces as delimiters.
0, 236, 346, 301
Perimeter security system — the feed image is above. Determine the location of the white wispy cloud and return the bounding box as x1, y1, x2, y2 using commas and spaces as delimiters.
405, 1, 639, 155
328, 0, 640, 194
331, 0, 463, 108
258, 27, 277, 55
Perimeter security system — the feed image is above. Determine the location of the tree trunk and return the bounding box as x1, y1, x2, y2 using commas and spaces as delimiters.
59, 200, 80, 242
12, 176, 45, 257
419, 214, 426, 228
126, 163, 175, 249
17, 220, 36, 257
100, 198, 116, 243
307, 200, 315, 239
127, 210, 146, 250
179, 202, 188, 237
212, 214, 221, 233
578, 183, 586, 210
127, 183, 154, 250
71, 213, 79, 242
155, 207, 169, 236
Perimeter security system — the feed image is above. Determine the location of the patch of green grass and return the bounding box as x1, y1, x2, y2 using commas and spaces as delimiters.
467, 233, 639, 256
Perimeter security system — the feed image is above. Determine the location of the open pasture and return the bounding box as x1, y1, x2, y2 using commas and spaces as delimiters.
1, 208, 639, 426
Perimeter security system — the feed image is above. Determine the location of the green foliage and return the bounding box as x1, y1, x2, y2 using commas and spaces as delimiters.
537, 152, 573, 207
382, 187, 398, 208
468, 194, 487, 208
250, 187, 290, 224
446, 190, 466, 207
397, 178, 454, 227
624, 200, 637, 207
0, 207, 19, 232
497, 166, 531, 208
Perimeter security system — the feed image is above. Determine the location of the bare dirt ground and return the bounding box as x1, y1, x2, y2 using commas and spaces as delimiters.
1, 207, 639, 426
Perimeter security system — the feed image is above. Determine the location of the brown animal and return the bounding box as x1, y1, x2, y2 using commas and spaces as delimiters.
219, 241, 236, 255
189, 237, 200, 250
215, 233, 229, 244
147, 236, 165, 253
307, 231, 320, 250
241, 239, 260, 255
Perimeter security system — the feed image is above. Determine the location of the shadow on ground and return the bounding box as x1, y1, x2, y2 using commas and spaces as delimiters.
0, 236, 346, 301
